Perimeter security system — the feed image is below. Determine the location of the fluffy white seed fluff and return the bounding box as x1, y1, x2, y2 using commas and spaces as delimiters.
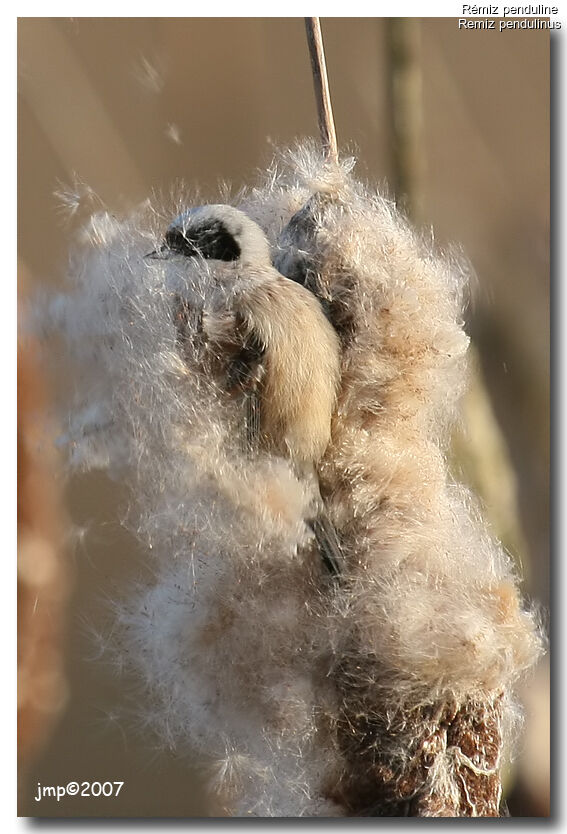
38, 142, 542, 816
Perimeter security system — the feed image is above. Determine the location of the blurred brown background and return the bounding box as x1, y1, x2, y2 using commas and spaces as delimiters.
17, 18, 550, 817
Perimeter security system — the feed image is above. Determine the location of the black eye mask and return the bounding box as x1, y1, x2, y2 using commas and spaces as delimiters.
164, 220, 241, 262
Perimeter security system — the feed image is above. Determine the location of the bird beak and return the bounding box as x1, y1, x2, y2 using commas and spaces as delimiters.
144, 247, 168, 260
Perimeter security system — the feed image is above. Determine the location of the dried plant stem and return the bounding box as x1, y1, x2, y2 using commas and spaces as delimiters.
304, 18, 339, 164
385, 17, 424, 221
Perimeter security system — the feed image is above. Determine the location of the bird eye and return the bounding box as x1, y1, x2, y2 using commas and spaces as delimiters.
163, 220, 241, 262
202, 221, 241, 261
164, 228, 199, 257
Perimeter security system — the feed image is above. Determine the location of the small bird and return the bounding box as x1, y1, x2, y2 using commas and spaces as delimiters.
148, 204, 343, 576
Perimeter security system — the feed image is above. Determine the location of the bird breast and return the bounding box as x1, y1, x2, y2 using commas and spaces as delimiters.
234, 270, 341, 464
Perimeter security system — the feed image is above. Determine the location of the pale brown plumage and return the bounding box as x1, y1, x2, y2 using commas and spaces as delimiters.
155, 204, 343, 573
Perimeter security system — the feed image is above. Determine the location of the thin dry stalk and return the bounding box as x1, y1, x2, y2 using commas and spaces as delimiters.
304, 18, 339, 165
385, 17, 424, 221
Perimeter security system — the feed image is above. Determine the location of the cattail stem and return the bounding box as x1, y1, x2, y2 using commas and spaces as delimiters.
304, 18, 339, 165
385, 17, 424, 221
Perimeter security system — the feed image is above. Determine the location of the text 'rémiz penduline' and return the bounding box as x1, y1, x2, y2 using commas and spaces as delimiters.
462, 4, 558, 12
459, 5, 561, 26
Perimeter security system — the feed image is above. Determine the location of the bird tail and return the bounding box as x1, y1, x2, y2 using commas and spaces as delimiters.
308, 512, 342, 577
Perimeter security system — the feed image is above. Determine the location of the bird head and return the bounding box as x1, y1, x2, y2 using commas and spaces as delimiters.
147, 205, 272, 269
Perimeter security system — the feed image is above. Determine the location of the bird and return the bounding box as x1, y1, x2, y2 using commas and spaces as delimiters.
147, 204, 344, 576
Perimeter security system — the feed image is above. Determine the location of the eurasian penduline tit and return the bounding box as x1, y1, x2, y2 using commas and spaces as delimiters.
147, 204, 343, 576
